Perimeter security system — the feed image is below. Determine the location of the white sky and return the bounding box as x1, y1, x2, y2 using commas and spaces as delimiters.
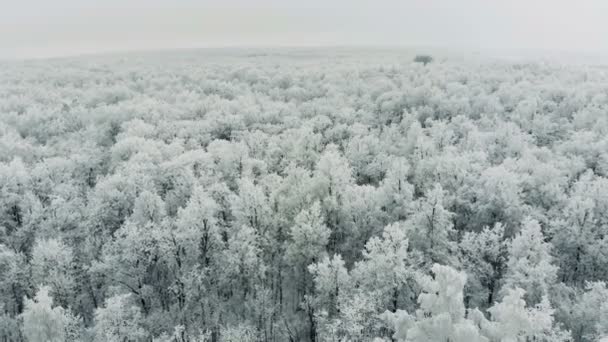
1, 0, 608, 59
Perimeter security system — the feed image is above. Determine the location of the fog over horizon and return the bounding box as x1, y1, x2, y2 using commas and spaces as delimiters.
2, 0, 608, 60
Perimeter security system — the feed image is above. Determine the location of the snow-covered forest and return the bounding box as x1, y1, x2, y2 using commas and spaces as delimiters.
1, 49, 608, 341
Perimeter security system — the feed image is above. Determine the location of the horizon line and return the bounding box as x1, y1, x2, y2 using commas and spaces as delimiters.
3, 43, 608, 63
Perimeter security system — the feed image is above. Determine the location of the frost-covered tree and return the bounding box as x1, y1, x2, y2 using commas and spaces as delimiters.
471, 288, 570, 342
221, 225, 265, 305
405, 184, 456, 266
0, 244, 29, 317
30, 238, 75, 308
352, 222, 419, 313
312, 144, 354, 253
551, 171, 608, 285
175, 186, 221, 267
286, 202, 331, 272
93, 293, 148, 342
501, 218, 557, 305
286, 200, 331, 337
309, 254, 353, 341
378, 157, 414, 221
470, 164, 527, 233
389, 264, 487, 342
460, 223, 509, 308
131, 190, 166, 225
413, 55, 433, 66
21, 286, 77, 342
558, 282, 608, 342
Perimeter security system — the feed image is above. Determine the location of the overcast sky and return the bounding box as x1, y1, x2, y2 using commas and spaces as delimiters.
1, 0, 608, 59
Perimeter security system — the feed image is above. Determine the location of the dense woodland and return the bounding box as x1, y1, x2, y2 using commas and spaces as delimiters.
1, 49, 608, 341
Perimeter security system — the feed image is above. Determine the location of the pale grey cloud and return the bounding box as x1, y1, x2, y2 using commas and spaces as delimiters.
1, 0, 607, 58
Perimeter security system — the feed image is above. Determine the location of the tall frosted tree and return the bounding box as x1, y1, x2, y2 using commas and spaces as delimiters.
93, 293, 147, 342
30, 238, 75, 308
460, 223, 509, 308
130, 190, 166, 226
21, 286, 75, 342
352, 222, 419, 313
175, 186, 221, 267
0, 244, 29, 317
560, 282, 608, 342
501, 217, 557, 305
221, 224, 265, 307
286, 202, 331, 273
312, 144, 353, 254
286, 202, 331, 342
286, 201, 331, 305
405, 184, 456, 266
551, 171, 608, 285
230, 178, 272, 234
309, 254, 353, 341
378, 157, 414, 221
471, 288, 570, 342
389, 264, 487, 342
